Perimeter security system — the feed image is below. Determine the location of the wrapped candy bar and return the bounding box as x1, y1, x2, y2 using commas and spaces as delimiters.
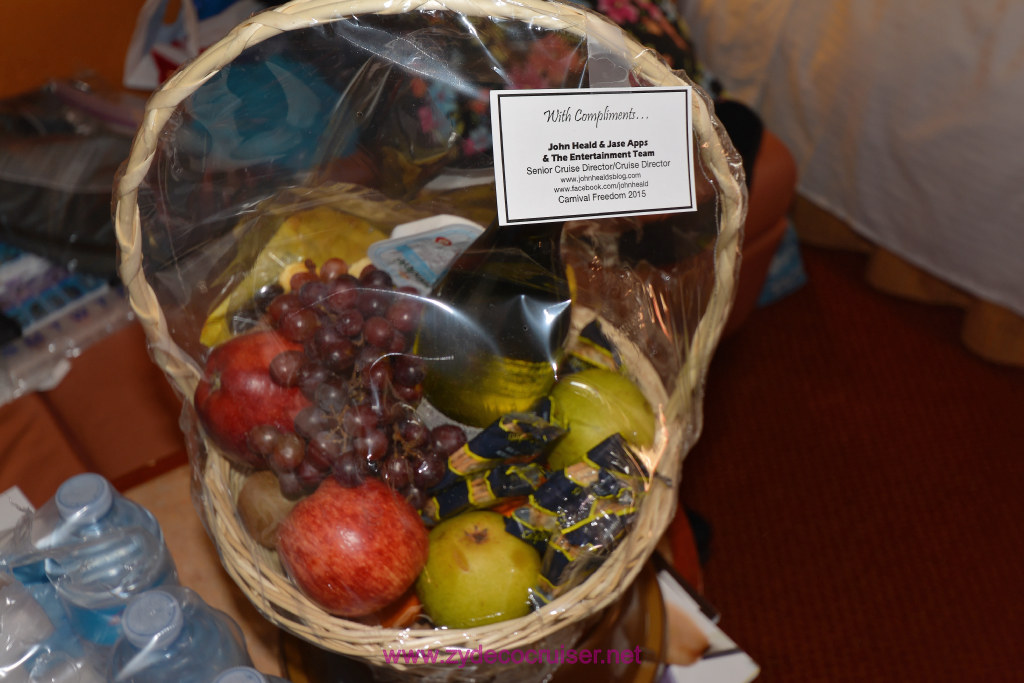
503, 502, 560, 556
446, 411, 564, 478
420, 463, 546, 524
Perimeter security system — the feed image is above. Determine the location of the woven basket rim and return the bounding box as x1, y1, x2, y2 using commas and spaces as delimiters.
113, 0, 746, 668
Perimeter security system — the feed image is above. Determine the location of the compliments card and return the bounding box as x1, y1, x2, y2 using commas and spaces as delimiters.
490, 87, 696, 225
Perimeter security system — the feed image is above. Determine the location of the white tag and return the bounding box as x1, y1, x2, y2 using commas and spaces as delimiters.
490, 87, 696, 225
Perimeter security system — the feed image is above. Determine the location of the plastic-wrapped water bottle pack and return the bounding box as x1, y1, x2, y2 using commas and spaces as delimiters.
0, 473, 277, 682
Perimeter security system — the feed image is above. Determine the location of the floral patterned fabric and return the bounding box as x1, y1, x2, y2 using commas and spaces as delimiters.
571, 0, 709, 90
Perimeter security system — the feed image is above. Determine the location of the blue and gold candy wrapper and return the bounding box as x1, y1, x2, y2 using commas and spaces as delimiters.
421, 463, 546, 524
532, 495, 639, 606
581, 432, 650, 481
503, 503, 559, 555
533, 434, 647, 527
432, 409, 563, 491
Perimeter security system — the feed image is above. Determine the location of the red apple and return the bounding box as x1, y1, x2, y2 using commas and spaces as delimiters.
194, 329, 310, 467
277, 477, 429, 617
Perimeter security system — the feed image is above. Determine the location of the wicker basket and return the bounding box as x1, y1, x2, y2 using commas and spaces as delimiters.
114, 0, 745, 676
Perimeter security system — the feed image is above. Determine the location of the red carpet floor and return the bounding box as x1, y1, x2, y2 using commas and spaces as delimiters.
679, 244, 1024, 682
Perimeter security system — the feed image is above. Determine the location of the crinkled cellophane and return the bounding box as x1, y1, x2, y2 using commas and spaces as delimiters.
113, 0, 746, 679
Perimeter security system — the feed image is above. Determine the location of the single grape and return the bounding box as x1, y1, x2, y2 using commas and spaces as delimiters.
311, 325, 345, 358
404, 486, 427, 510
313, 379, 349, 415
430, 424, 468, 457
363, 316, 396, 350
319, 257, 348, 281
388, 332, 408, 354
254, 282, 285, 311
277, 471, 304, 500
298, 280, 329, 308
332, 451, 366, 488
325, 275, 360, 312
367, 391, 398, 427
229, 302, 261, 336
271, 432, 306, 472
355, 428, 390, 462
386, 295, 424, 333
289, 269, 319, 293
363, 357, 392, 393
412, 451, 447, 489
393, 383, 423, 404
360, 268, 394, 290
392, 356, 425, 388
357, 289, 390, 318
278, 309, 319, 343
397, 417, 429, 448
246, 424, 281, 462
342, 404, 378, 437
269, 350, 307, 387
354, 344, 383, 372
294, 405, 332, 441
306, 430, 343, 470
267, 292, 302, 326
382, 457, 412, 490
334, 308, 364, 337
319, 336, 357, 375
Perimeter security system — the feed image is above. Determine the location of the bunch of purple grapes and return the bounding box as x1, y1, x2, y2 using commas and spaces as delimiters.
242, 258, 467, 507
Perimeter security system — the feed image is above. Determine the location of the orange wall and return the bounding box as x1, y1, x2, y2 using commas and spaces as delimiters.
0, 0, 150, 98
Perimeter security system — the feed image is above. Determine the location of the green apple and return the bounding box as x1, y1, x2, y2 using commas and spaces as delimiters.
416, 510, 541, 628
546, 368, 655, 471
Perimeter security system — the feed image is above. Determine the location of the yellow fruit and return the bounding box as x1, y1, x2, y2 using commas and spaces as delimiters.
200, 207, 387, 347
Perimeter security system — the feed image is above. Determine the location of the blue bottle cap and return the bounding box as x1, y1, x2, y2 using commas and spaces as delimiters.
213, 667, 268, 683
122, 589, 184, 649
55, 473, 113, 524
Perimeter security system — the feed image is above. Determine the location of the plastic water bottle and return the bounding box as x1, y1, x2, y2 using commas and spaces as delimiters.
35, 474, 178, 648
213, 666, 291, 683
109, 587, 253, 682
0, 473, 173, 585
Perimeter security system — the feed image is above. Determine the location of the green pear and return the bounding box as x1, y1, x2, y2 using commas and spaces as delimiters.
546, 368, 655, 471
416, 511, 541, 628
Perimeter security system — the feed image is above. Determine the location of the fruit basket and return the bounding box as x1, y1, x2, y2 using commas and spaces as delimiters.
113, 0, 746, 679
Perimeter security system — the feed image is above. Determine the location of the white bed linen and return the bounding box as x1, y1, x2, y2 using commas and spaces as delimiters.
682, 1, 1024, 316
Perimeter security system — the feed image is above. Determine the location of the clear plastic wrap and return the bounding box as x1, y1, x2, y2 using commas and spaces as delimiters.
114, 0, 746, 679
1, 561, 115, 683
0, 474, 179, 651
